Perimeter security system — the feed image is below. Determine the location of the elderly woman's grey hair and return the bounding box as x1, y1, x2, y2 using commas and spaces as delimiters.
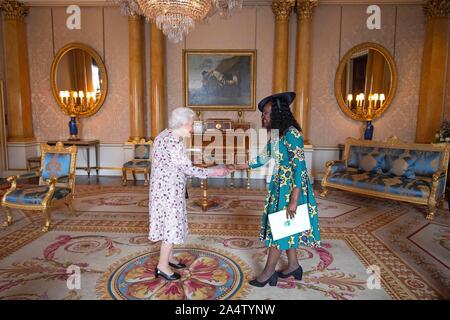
169, 107, 196, 129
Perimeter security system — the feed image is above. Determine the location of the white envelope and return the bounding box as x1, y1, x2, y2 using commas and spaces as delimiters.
268, 204, 311, 241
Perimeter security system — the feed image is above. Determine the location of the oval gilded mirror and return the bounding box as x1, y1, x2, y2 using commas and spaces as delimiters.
334, 42, 397, 121
51, 43, 107, 118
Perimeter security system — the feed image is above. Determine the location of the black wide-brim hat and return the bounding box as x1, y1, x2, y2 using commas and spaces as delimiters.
257, 92, 296, 112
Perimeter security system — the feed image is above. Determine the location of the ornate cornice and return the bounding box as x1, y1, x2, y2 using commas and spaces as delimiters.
271, 0, 295, 21
0, 0, 29, 20
295, 0, 318, 20
423, 0, 450, 19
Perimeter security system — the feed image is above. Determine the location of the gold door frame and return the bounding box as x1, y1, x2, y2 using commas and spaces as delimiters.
183, 49, 257, 111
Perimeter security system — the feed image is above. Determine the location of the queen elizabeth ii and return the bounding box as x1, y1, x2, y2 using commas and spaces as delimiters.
148, 107, 229, 281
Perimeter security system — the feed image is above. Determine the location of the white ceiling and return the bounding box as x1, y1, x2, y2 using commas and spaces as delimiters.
23, 0, 423, 7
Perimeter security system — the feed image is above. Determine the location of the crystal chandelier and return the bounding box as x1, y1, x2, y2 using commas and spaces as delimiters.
113, 0, 243, 43
137, 0, 212, 43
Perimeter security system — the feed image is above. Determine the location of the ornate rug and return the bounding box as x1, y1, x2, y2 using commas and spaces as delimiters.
0, 185, 448, 300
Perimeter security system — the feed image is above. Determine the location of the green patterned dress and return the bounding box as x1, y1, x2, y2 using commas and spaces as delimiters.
248, 126, 321, 250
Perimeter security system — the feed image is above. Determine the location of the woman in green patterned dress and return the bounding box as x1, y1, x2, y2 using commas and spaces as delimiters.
230, 92, 321, 287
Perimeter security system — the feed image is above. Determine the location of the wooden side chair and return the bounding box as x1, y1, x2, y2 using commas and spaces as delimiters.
122, 138, 153, 186
1, 142, 77, 232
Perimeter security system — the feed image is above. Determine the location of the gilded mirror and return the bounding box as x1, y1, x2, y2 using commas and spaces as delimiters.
335, 42, 397, 121
51, 43, 107, 118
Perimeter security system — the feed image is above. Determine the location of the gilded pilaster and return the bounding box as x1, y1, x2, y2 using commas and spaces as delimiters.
128, 13, 145, 142
415, 0, 449, 143
150, 23, 166, 140
293, 0, 317, 142
0, 0, 34, 142
271, 0, 295, 93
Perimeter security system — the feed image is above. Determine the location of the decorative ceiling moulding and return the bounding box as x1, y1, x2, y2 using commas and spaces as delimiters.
23, 1, 116, 6
23, 0, 423, 7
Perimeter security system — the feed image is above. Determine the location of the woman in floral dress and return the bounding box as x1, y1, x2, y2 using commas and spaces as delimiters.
231, 92, 321, 287
149, 107, 229, 281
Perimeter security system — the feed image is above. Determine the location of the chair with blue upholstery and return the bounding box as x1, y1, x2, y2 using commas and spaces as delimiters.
1, 142, 77, 232
122, 138, 152, 186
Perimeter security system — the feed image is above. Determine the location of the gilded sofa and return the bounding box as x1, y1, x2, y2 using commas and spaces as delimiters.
1, 142, 77, 232
321, 137, 449, 220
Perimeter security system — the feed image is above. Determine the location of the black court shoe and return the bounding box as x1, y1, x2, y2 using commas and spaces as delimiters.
278, 265, 303, 280
248, 272, 278, 287
169, 262, 187, 269
155, 267, 181, 281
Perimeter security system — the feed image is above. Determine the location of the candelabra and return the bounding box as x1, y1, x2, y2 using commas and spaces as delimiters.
59, 90, 99, 140
59, 90, 98, 114
347, 92, 385, 120
347, 92, 386, 140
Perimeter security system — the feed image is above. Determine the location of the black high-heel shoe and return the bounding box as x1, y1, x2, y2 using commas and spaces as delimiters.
278, 266, 303, 280
248, 272, 278, 287
155, 267, 181, 281
169, 262, 187, 269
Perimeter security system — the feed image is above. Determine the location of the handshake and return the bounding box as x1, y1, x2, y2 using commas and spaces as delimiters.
207, 164, 243, 177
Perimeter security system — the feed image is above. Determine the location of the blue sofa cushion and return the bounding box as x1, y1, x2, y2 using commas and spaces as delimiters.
410, 150, 442, 177
328, 171, 431, 198
331, 162, 347, 174
5, 186, 72, 205
348, 146, 389, 170
347, 146, 360, 169
347, 147, 443, 177
387, 155, 417, 179
358, 152, 385, 174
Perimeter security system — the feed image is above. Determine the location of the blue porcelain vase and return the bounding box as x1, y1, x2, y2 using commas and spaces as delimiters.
68, 116, 79, 140
364, 121, 374, 140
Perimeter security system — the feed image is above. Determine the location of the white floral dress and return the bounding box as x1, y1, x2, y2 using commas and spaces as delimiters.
148, 129, 208, 244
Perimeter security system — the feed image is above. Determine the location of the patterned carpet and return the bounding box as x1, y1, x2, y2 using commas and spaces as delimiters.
0, 185, 448, 300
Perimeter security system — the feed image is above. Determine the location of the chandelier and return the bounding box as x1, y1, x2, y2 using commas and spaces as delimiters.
113, 0, 243, 43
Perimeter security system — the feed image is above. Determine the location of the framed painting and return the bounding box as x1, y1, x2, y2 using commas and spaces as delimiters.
183, 49, 256, 111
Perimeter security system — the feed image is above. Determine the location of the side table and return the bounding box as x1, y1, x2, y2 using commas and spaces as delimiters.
194, 163, 217, 212
46, 140, 100, 177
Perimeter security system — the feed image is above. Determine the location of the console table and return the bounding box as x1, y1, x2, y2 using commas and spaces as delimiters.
46, 140, 100, 177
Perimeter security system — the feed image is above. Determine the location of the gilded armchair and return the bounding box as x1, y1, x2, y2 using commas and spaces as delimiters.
1, 142, 77, 232
122, 139, 153, 186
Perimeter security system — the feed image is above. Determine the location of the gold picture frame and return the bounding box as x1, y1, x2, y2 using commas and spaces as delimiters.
50, 43, 108, 118
183, 49, 256, 111
334, 42, 397, 122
